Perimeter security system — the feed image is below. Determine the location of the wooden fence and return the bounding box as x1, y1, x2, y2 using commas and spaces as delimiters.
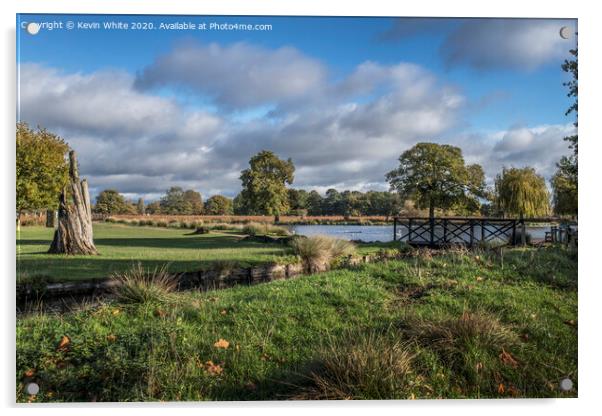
393, 217, 525, 247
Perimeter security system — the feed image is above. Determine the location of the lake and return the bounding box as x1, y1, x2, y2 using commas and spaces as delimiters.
290, 224, 551, 243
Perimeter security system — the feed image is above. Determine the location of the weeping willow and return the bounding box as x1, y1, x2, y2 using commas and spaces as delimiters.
494, 167, 550, 218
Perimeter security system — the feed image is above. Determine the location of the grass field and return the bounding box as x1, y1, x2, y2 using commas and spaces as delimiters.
16, 245, 577, 401
17, 223, 299, 282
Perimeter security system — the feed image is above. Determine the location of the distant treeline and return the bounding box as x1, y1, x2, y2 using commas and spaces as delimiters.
92, 187, 440, 218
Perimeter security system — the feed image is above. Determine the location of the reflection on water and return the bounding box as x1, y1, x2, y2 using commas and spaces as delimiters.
290, 224, 550, 243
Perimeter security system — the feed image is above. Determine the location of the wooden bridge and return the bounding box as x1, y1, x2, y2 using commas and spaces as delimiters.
392, 217, 542, 247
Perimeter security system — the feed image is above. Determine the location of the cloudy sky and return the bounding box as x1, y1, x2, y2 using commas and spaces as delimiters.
17, 15, 577, 201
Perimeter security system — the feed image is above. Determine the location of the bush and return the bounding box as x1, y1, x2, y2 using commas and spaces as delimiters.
111, 263, 177, 304
300, 329, 415, 400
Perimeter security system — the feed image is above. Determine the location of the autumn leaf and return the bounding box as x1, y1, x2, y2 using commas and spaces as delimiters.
564, 319, 577, 327
111, 308, 121, 316
476, 276, 484, 282
214, 338, 230, 349
220, 309, 228, 315
499, 349, 519, 368
204, 360, 223, 376
23, 368, 36, 378
154, 308, 167, 318
498, 383, 505, 394
57, 335, 71, 351
107, 334, 117, 342
475, 362, 483, 373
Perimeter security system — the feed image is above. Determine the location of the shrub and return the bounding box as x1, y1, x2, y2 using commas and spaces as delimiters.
111, 263, 177, 304
300, 329, 415, 400
156, 220, 168, 228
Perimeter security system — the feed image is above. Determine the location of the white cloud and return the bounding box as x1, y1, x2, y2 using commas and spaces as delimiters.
134, 41, 327, 109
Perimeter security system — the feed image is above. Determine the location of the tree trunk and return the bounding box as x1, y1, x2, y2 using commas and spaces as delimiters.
46, 209, 56, 228
274, 214, 280, 223
48, 151, 98, 255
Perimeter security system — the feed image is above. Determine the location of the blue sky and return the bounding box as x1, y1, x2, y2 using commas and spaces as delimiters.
17, 14, 577, 200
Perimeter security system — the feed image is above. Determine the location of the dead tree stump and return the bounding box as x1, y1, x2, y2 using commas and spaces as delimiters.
48, 150, 98, 255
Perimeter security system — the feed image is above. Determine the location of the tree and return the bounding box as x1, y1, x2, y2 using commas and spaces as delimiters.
183, 189, 203, 214
16, 123, 69, 226
306, 190, 323, 215
160, 187, 201, 214
48, 150, 97, 255
386, 143, 485, 219
551, 170, 577, 216
136, 197, 145, 215
240, 150, 295, 222
494, 167, 550, 218
146, 201, 161, 214
552, 45, 578, 217
94, 189, 129, 215
233, 192, 252, 215
204, 195, 234, 215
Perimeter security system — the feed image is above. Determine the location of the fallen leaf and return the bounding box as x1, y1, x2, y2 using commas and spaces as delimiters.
475, 362, 483, 373
154, 308, 167, 318
204, 360, 223, 376
112, 308, 121, 316
57, 335, 71, 351
214, 338, 230, 349
245, 381, 257, 391
409, 393, 416, 400
498, 383, 505, 394
107, 334, 117, 342
476, 276, 484, 282
220, 309, 228, 315
520, 333, 530, 341
499, 349, 519, 368
564, 319, 577, 327
23, 368, 36, 378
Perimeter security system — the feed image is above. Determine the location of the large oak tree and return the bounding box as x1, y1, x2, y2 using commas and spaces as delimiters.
386, 142, 485, 219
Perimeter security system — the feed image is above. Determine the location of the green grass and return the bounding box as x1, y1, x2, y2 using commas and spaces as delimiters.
17, 223, 298, 282
16, 245, 577, 401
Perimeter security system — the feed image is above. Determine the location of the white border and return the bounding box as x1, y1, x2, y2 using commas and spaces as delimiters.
3, 1, 600, 415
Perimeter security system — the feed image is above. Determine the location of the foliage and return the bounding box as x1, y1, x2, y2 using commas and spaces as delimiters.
240, 150, 295, 220
494, 167, 550, 218
136, 198, 145, 215
552, 46, 578, 216
159, 187, 203, 215
16, 123, 70, 217
94, 189, 131, 215
204, 195, 234, 215
551, 169, 577, 216
386, 143, 485, 218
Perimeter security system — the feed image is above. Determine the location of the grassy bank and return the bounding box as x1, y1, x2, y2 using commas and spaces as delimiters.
16, 245, 577, 401
17, 223, 297, 282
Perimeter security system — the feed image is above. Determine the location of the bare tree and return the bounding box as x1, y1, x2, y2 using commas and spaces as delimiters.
48, 151, 98, 255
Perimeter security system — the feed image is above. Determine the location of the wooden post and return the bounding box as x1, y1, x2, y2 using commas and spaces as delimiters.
480, 219, 485, 242
408, 218, 413, 243
520, 217, 526, 246
469, 220, 474, 248
429, 216, 435, 247
443, 219, 448, 244
511, 220, 516, 245
393, 217, 397, 241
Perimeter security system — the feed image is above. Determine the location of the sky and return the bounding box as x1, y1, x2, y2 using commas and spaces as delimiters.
17, 14, 578, 202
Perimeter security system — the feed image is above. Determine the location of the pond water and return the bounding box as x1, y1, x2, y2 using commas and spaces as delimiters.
290, 224, 551, 243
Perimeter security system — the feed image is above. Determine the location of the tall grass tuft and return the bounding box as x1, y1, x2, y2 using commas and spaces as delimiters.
299, 329, 415, 400
292, 235, 356, 272
111, 263, 177, 304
